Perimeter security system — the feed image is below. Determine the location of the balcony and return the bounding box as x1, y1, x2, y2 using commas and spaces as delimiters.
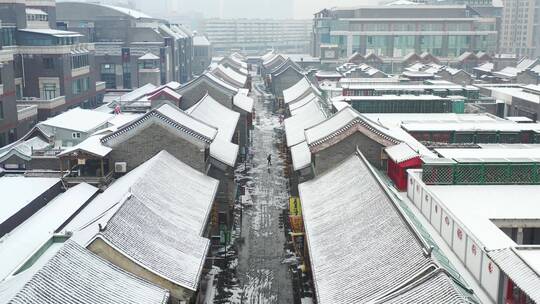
18, 96, 66, 110
63, 170, 114, 187
96, 81, 107, 92
17, 104, 38, 121
71, 66, 90, 78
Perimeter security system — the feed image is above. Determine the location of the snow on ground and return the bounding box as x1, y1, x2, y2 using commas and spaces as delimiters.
216, 74, 294, 303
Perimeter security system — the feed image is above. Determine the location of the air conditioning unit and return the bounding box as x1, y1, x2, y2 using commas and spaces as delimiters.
114, 162, 127, 173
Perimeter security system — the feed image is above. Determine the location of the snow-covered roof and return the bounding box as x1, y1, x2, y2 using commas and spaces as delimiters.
0, 183, 98, 280
233, 92, 254, 113
332, 101, 350, 112
282, 77, 311, 104
66, 151, 218, 291
490, 87, 540, 104
212, 64, 247, 88
385, 143, 419, 163
284, 100, 327, 147
494, 66, 519, 78
98, 195, 210, 291
58, 135, 112, 158
0, 241, 169, 304
39, 108, 114, 133
120, 83, 158, 102
362, 113, 500, 127
193, 35, 210, 46
187, 94, 240, 142
138, 53, 160, 61
204, 72, 241, 93
290, 141, 311, 171
402, 121, 540, 132
435, 147, 540, 161
210, 138, 239, 167
18, 28, 82, 37
304, 107, 400, 148
261, 51, 275, 62
0, 177, 60, 226
487, 248, 540, 303
0, 136, 50, 162
101, 4, 153, 19
288, 92, 318, 113
339, 83, 471, 91
102, 104, 218, 146
147, 87, 182, 101
422, 182, 540, 250
299, 152, 456, 303
373, 269, 472, 303
333, 94, 448, 101
25, 8, 47, 15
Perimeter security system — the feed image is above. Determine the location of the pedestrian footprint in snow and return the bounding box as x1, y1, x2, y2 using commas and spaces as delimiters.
267, 154, 272, 166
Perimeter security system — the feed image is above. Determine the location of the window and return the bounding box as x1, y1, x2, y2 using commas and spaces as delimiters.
42, 83, 57, 100
8, 128, 16, 143
72, 77, 90, 95
43, 58, 54, 69
0, 101, 3, 119
101, 63, 115, 74
71, 54, 89, 69
72, 132, 81, 139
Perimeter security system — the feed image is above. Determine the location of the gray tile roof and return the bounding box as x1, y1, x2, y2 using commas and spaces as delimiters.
375, 270, 472, 304
4, 241, 169, 304
488, 248, 540, 303
100, 104, 217, 146
299, 151, 470, 303
100, 196, 210, 291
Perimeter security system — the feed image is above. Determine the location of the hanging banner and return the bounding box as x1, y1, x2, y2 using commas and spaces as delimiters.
290, 216, 304, 233
289, 197, 301, 216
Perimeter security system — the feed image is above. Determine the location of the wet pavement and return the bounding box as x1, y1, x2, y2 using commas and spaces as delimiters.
235, 76, 294, 303
209, 74, 294, 304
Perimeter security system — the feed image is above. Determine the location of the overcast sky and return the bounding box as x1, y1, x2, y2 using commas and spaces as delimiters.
129, 0, 376, 20
293, 0, 374, 19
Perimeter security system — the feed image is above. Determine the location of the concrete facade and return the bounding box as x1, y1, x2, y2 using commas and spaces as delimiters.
56, 2, 194, 88
312, 5, 499, 59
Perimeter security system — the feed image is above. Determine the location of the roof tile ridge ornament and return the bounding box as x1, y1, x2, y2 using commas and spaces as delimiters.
308, 109, 401, 148
100, 108, 215, 145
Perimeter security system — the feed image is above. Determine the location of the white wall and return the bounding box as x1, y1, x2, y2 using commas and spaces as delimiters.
481, 255, 501, 302
407, 170, 502, 303
430, 199, 442, 233
452, 223, 467, 261
466, 237, 482, 280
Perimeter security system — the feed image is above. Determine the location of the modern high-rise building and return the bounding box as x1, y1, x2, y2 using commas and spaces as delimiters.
56, 2, 194, 87
312, 4, 499, 59
0, 0, 104, 146
499, 0, 540, 57
200, 19, 312, 55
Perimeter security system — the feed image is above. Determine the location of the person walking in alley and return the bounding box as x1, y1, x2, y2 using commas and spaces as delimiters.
267, 154, 272, 166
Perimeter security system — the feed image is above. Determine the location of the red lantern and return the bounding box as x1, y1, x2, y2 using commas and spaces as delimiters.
472, 244, 477, 256
488, 262, 494, 273
457, 228, 463, 240
445, 216, 450, 225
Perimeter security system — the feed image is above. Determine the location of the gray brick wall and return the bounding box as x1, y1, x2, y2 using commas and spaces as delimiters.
313, 132, 384, 176
108, 124, 207, 172
272, 68, 304, 100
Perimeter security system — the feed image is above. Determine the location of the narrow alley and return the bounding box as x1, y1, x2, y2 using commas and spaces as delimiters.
234, 75, 294, 303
